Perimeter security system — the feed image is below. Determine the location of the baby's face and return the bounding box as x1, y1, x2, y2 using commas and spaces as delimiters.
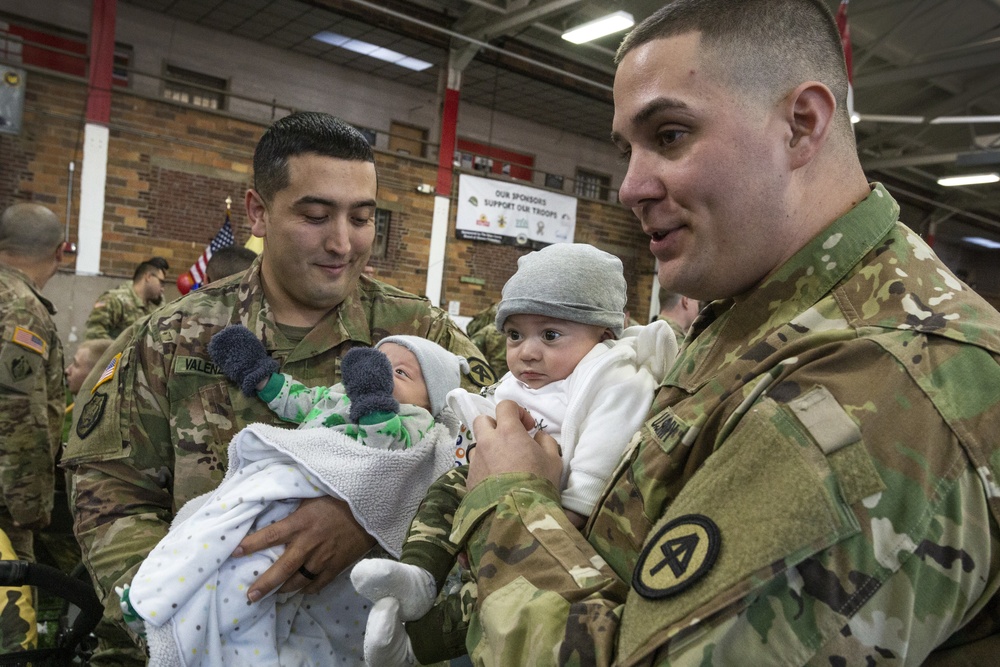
379, 343, 431, 410
503, 314, 611, 389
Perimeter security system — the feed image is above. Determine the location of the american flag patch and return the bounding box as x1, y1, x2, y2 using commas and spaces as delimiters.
11, 326, 45, 355
92, 352, 122, 394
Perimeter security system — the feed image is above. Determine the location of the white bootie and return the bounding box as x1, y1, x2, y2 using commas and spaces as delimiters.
363, 597, 416, 667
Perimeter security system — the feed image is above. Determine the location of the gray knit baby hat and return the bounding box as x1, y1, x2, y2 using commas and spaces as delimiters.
495, 243, 627, 338
375, 335, 470, 417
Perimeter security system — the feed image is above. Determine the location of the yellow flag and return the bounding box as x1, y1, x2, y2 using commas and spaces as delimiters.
244, 235, 263, 254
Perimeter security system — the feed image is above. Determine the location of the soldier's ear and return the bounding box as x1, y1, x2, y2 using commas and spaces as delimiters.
246, 189, 268, 238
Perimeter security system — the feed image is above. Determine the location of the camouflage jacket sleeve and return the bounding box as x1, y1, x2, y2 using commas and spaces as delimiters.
65, 323, 174, 639
84, 291, 124, 341
0, 308, 61, 526
453, 473, 627, 666
421, 305, 498, 391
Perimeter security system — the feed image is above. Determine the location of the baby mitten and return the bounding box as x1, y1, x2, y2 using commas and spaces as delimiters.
341, 347, 400, 423
207, 324, 279, 396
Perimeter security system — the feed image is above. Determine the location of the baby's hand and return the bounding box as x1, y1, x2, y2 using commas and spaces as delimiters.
115, 583, 146, 639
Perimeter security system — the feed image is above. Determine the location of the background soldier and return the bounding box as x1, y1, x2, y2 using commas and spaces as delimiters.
0, 203, 67, 651
64, 111, 494, 667
465, 302, 508, 377
84, 259, 166, 340
654, 289, 700, 343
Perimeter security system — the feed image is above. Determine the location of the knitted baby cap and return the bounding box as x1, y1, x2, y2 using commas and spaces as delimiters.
375, 335, 470, 417
495, 243, 627, 338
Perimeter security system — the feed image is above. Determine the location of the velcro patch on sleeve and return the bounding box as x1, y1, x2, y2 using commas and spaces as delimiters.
787, 385, 861, 455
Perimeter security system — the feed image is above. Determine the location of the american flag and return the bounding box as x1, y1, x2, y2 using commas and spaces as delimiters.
92, 352, 121, 393
836, 0, 854, 121
12, 326, 45, 355
189, 211, 236, 284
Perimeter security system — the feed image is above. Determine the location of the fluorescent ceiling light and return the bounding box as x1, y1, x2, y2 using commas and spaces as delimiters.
561, 11, 634, 44
963, 236, 1000, 249
312, 31, 433, 71
930, 115, 1000, 125
854, 113, 925, 124
936, 173, 999, 187
850, 112, 861, 124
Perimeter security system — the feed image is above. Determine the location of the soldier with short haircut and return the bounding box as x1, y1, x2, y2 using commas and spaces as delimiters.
0, 203, 67, 649
655, 289, 699, 343
84, 260, 167, 340
205, 245, 258, 284
64, 111, 495, 667
457, 1, 1000, 665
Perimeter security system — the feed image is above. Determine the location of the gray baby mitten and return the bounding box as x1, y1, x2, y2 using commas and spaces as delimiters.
341, 347, 400, 423
207, 324, 279, 396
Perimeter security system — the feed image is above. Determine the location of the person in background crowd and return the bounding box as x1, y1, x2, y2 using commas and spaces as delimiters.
0, 203, 67, 650
205, 245, 258, 284
146, 256, 170, 307
465, 302, 508, 377
454, 0, 1000, 664
84, 260, 166, 340
64, 111, 495, 667
654, 289, 700, 343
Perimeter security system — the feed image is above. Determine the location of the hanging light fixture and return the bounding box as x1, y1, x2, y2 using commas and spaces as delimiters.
561, 11, 634, 45
937, 173, 1000, 187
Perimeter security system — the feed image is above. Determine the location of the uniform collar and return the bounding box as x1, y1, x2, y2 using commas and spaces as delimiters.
232, 258, 373, 362
678, 184, 898, 383
0, 262, 57, 315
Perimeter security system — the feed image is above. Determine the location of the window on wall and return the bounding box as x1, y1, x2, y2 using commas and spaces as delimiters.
388, 121, 427, 157
163, 64, 227, 110
372, 209, 391, 259
574, 169, 610, 201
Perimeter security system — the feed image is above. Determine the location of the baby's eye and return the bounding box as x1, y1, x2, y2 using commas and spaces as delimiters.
394, 368, 409, 378
505, 330, 521, 342
542, 330, 561, 341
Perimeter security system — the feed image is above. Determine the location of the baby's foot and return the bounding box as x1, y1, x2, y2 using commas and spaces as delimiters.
351, 559, 437, 620
363, 597, 416, 667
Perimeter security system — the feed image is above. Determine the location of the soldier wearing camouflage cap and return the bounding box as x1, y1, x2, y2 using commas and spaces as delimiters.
456, 1, 1000, 665
83, 260, 166, 341
64, 111, 495, 667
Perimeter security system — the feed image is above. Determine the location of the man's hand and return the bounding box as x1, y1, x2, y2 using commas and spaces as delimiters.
233, 496, 376, 601
467, 399, 563, 491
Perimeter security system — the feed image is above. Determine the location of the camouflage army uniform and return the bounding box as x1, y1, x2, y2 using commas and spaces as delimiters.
63, 261, 495, 666
0, 527, 36, 652
0, 264, 63, 563
84, 281, 152, 341
453, 184, 1000, 665
467, 304, 508, 378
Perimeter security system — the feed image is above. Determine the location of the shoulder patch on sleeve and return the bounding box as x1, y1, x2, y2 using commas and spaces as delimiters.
11, 326, 46, 355
0, 341, 44, 393
91, 352, 122, 394
465, 358, 497, 388
633, 514, 721, 600
76, 392, 108, 439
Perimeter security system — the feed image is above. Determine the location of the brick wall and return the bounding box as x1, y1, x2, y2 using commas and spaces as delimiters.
2, 71, 654, 322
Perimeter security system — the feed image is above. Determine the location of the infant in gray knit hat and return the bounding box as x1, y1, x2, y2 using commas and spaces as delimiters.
352, 243, 679, 667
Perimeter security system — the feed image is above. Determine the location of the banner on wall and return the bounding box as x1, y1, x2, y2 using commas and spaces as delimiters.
455, 174, 576, 249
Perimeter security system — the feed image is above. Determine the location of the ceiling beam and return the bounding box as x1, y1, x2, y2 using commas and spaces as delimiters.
854, 49, 1000, 89
456, 0, 584, 40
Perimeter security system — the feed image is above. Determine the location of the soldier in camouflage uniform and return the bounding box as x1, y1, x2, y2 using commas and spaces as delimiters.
83, 260, 166, 340
466, 303, 508, 377
654, 290, 699, 345
0, 203, 66, 564
0, 204, 67, 651
64, 112, 495, 666
453, 2, 1000, 665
